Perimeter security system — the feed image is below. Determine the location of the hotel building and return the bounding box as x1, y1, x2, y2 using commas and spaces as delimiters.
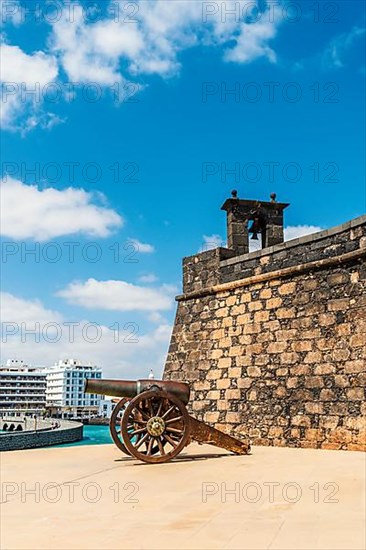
0, 359, 47, 416
0, 358, 103, 419
45, 359, 103, 418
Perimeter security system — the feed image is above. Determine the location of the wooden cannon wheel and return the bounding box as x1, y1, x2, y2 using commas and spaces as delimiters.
109, 397, 161, 457
121, 389, 191, 464
109, 397, 131, 455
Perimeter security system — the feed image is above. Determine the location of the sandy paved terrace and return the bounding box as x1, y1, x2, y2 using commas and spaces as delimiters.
1, 443, 365, 550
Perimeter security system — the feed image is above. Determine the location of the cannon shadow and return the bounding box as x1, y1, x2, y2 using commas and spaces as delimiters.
114, 450, 252, 466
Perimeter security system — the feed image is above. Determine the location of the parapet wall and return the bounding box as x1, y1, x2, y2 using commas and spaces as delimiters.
0, 420, 83, 451
164, 215, 366, 451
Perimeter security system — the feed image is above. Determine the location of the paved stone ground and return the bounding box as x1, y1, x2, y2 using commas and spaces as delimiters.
1, 443, 365, 549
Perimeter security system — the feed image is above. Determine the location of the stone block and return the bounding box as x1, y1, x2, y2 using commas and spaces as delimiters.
240, 292, 252, 303
226, 295, 238, 307
228, 367, 242, 377
206, 369, 221, 380
332, 348, 351, 362
218, 357, 232, 369
254, 310, 270, 322
292, 415, 311, 427
305, 402, 324, 414
237, 378, 253, 389
292, 340, 312, 352
231, 304, 247, 316
248, 301, 263, 312
267, 341, 288, 353
267, 297, 283, 309
344, 360, 365, 374
226, 412, 241, 423
328, 298, 349, 311
319, 416, 339, 429
216, 379, 231, 389
305, 376, 324, 388
287, 377, 298, 388
314, 363, 335, 375
320, 389, 336, 401
210, 349, 223, 359
318, 313, 336, 327
225, 389, 241, 400
276, 308, 296, 319
207, 390, 220, 400
346, 387, 364, 400
216, 307, 229, 317
304, 351, 323, 364
259, 288, 272, 299
278, 282, 297, 295
204, 412, 220, 423
280, 352, 300, 365
247, 366, 261, 377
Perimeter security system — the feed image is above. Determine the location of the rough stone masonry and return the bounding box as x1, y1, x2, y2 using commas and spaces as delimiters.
164, 192, 366, 451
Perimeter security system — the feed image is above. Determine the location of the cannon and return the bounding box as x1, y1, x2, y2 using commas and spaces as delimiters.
85, 378, 250, 464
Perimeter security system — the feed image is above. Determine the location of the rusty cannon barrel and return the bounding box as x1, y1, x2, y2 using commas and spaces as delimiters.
84, 378, 191, 405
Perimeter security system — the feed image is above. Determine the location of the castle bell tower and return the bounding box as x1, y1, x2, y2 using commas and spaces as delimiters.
221, 191, 290, 256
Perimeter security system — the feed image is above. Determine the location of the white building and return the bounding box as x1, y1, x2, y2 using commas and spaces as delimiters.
98, 399, 116, 418
45, 359, 102, 418
0, 359, 47, 416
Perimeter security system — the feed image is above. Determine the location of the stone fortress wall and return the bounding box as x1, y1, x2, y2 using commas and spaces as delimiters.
164, 193, 366, 451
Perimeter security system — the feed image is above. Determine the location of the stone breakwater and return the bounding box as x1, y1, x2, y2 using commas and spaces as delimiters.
164, 215, 366, 451
0, 419, 83, 451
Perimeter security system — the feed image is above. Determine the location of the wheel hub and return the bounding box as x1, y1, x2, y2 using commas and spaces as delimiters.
146, 416, 165, 437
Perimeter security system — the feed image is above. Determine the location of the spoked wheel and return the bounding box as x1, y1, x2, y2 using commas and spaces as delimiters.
121, 390, 190, 464
109, 398, 131, 455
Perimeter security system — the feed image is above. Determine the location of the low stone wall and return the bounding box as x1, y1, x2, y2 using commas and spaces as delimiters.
0, 420, 83, 451
164, 216, 366, 452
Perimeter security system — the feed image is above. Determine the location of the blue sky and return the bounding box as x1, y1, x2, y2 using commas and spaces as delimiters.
1, 0, 365, 377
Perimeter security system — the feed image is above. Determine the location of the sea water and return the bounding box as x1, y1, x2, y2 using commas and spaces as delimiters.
56, 424, 113, 447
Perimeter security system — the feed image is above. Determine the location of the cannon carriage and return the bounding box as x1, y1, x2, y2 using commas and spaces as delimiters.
85, 378, 250, 464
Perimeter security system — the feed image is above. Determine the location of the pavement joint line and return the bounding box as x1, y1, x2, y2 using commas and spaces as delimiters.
267, 518, 286, 550
1, 463, 128, 505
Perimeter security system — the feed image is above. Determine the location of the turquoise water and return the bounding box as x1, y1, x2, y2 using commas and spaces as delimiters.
57, 425, 113, 447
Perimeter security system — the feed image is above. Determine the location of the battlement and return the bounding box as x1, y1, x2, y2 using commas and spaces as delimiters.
181, 213, 366, 296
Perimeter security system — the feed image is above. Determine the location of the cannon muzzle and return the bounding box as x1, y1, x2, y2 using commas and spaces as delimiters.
84, 378, 190, 405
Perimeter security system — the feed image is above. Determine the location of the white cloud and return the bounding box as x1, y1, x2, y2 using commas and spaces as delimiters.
57, 278, 175, 311
1, 1, 283, 131
138, 273, 158, 283
224, 17, 277, 64
0, 292, 172, 378
284, 225, 323, 241
199, 234, 226, 252
129, 239, 155, 253
0, 177, 123, 240
0, 43, 59, 132
322, 26, 365, 69
0, 292, 62, 325
50, 0, 281, 82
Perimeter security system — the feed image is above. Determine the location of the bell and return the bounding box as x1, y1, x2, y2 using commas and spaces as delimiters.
249, 217, 261, 240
